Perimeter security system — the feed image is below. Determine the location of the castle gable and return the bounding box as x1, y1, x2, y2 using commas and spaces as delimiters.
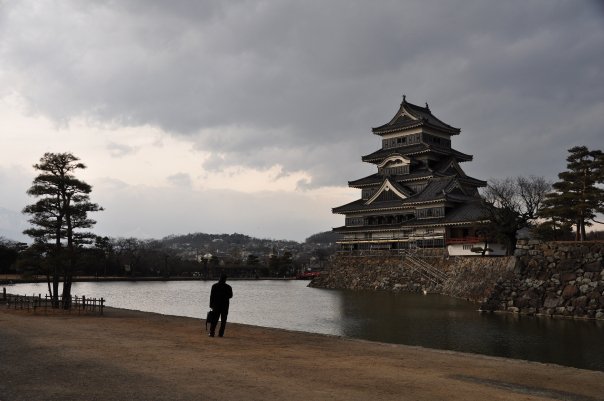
365, 178, 409, 205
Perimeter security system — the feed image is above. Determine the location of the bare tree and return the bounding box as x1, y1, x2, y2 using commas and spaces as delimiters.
481, 175, 551, 254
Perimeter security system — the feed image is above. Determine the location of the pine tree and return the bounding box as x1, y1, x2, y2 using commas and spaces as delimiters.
541, 146, 604, 241
22, 153, 102, 308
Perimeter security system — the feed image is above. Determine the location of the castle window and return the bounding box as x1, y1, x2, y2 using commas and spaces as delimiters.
385, 165, 409, 175
417, 207, 444, 219
345, 217, 364, 226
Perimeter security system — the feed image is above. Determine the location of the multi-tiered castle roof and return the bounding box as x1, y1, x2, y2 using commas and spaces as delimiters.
333, 96, 490, 252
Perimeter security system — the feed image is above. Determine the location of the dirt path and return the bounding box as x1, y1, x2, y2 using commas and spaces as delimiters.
1, 307, 602, 401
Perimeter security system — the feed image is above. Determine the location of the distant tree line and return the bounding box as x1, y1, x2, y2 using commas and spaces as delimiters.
3, 234, 332, 281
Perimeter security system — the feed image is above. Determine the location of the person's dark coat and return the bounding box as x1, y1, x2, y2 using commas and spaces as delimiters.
208, 274, 233, 337
210, 275, 233, 312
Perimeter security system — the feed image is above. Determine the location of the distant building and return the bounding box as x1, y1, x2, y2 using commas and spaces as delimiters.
333, 96, 504, 255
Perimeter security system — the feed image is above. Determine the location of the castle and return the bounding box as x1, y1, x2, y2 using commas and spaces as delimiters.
333, 96, 503, 255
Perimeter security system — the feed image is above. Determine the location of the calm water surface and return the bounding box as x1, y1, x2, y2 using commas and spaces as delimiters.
13, 280, 604, 371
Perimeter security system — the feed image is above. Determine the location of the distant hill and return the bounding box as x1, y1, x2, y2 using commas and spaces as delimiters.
157, 231, 338, 261
305, 231, 341, 245
160, 232, 300, 248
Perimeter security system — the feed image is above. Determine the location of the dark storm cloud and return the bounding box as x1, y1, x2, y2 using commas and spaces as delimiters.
1, 0, 603, 186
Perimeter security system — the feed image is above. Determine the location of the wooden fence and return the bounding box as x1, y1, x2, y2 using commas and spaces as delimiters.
2, 287, 105, 315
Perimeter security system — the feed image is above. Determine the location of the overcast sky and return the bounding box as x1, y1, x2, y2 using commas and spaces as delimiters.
1, 0, 603, 242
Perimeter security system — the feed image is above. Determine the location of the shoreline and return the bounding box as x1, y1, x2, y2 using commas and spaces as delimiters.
1, 306, 604, 400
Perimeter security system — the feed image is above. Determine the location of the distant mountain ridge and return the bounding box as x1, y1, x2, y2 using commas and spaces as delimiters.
160, 231, 340, 247
156, 231, 340, 263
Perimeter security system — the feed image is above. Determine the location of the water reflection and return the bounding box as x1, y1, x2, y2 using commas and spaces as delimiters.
11, 280, 604, 371
338, 290, 479, 348
337, 290, 604, 371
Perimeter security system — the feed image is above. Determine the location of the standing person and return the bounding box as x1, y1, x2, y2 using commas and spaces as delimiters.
209, 273, 233, 337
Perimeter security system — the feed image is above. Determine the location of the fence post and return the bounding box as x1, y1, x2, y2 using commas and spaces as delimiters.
100, 298, 104, 315
2, 287, 5, 301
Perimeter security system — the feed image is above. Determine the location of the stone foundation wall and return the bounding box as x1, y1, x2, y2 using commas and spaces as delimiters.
310, 255, 441, 294
311, 240, 604, 320
434, 256, 517, 302
310, 254, 516, 302
481, 240, 604, 319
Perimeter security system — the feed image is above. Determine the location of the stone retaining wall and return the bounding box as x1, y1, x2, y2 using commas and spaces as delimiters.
311, 240, 604, 320
310, 254, 516, 302
310, 255, 442, 294
481, 240, 604, 319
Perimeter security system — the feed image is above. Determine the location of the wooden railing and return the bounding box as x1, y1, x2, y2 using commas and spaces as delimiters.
2, 288, 105, 315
